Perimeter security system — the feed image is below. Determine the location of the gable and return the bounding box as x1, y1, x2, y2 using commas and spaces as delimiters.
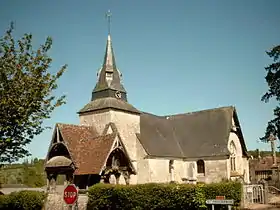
45, 122, 136, 175
102, 133, 136, 175
45, 125, 58, 163
45, 125, 71, 162
45, 123, 115, 174
45, 124, 75, 169
231, 110, 249, 157
138, 106, 238, 159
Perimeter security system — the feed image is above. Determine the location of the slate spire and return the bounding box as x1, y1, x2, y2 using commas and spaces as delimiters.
91, 12, 127, 101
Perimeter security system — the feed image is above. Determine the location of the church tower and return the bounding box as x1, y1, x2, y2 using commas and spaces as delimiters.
78, 12, 140, 172
78, 33, 140, 123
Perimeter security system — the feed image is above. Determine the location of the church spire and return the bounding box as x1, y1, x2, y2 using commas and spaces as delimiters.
91, 10, 127, 102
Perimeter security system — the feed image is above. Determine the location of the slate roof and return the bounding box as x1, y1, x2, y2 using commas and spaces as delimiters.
78, 97, 140, 114
93, 35, 126, 94
137, 106, 248, 158
79, 34, 141, 113
53, 124, 115, 175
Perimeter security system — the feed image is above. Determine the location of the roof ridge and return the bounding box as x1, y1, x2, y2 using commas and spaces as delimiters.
56, 123, 94, 128
141, 111, 164, 118
165, 106, 235, 118
141, 106, 235, 119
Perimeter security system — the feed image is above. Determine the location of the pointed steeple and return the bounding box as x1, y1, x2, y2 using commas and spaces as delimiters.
78, 11, 140, 115
91, 21, 127, 101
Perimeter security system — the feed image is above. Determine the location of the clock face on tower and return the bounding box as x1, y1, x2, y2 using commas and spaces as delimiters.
115, 91, 122, 99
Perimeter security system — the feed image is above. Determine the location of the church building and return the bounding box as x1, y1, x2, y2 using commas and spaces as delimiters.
44, 28, 250, 190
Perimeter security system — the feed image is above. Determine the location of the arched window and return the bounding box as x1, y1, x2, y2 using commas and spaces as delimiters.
197, 160, 205, 175
229, 141, 236, 171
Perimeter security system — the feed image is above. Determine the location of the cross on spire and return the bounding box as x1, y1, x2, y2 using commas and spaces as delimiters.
90, 10, 128, 102
105, 10, 112, 35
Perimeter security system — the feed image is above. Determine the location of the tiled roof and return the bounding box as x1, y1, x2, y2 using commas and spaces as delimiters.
74, 134, 115, 175
57, 123, 115, 175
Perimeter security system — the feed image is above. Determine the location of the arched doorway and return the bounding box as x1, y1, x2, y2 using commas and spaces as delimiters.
101, 148, 135, 185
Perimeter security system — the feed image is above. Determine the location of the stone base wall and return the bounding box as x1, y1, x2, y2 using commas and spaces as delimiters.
44, 193, 88, 210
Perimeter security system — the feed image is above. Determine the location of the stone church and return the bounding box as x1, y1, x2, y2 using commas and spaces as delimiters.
44, 32, 250, 190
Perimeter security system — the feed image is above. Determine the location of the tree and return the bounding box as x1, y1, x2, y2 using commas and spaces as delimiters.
260, 45, 280, 142
0, 23, 67, 164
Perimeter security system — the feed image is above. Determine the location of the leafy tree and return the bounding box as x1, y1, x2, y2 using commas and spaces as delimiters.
0, 158, 67, 187
0, 23, 67, 164
260, 45, 280, 142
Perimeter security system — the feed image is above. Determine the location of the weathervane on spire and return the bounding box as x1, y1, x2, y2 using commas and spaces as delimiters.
105, 10, 112, 35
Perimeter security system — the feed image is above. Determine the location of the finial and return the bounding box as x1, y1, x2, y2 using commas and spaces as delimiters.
105, 10, 112, 35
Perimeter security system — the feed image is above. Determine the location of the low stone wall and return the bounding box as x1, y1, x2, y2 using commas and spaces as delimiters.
44, 193, 88, 210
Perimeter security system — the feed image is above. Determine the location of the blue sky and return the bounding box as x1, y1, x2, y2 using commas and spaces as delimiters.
1, 0, 280, 160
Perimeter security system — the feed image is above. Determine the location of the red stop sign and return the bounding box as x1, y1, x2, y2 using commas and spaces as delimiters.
63, 184, 78, 205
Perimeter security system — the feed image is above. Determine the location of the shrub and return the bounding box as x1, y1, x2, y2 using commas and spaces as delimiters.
0, 190, 46, 210
202, 182, 242, 204
0, 194, 9, 209
87, 181, 242, 210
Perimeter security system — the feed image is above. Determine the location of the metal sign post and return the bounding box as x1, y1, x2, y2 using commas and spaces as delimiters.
206, 199, 234, 210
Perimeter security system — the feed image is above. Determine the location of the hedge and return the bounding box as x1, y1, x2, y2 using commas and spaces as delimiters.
87, 181, 242, 210
0, 190, 46, 210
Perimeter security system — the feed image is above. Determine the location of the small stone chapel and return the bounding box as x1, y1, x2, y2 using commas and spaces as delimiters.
44, 22, 250, 190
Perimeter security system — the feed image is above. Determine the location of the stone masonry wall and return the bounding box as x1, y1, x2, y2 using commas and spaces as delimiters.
201, 159, 228, 183
174, 160, 188, 183
136, 137, 150, 184
147, 158, 229, 184
44, 193, 88, 210
110, 110, 140, 161
79, 109, 140, 184
148, 159, 170, 183
110, 110, 140, 184
79, 110, 111, 135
